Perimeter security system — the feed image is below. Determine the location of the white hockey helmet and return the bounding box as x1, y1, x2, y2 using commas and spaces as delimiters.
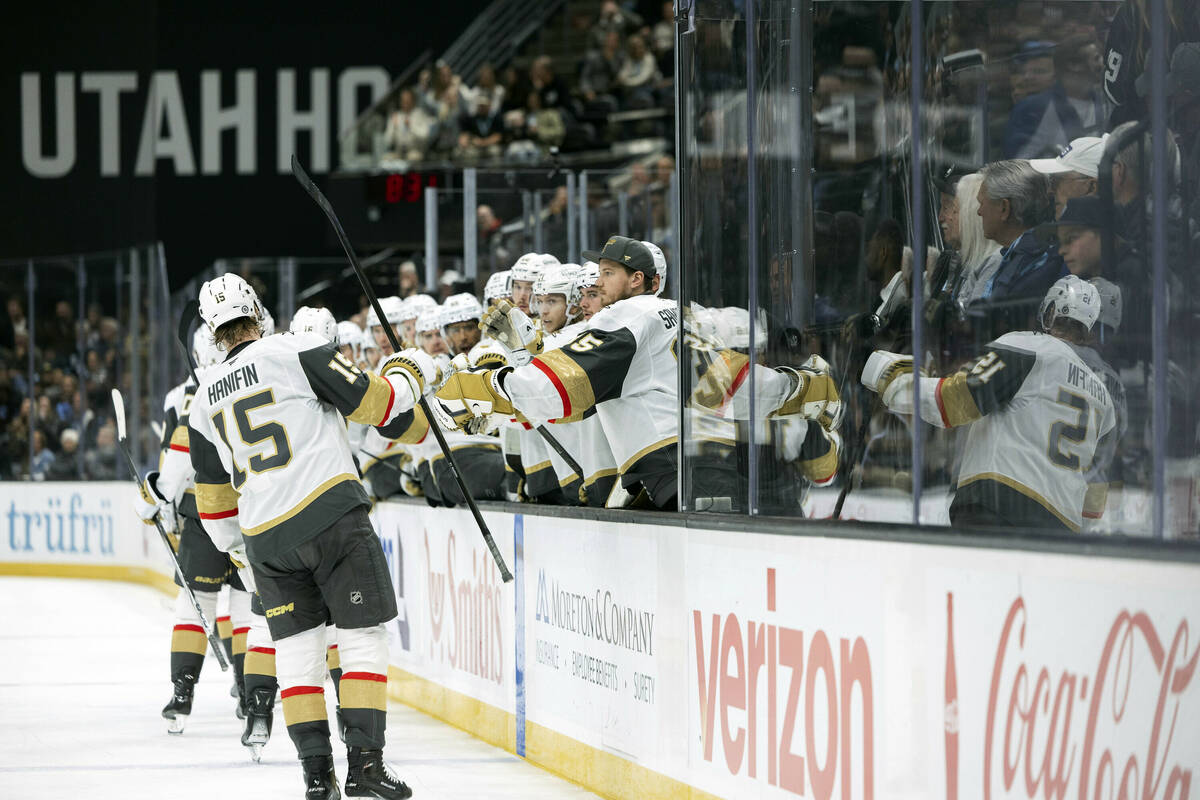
337, 320, 363, 349
401, 294, 439, 323
510, 252, 559, 284
1040, 275, 1101, 332
360, 328, 379, 352
534, 263, 582, 306
441, 293, 484, 329
289, 306, 338, 343
712, 306, 768, 350
483, 270, 512, 304
416, 307, 443, 334
577, 261, 600, 290
198, 273, 262, 334
258, 304, 276, 336
366, 296, 405, 331
1089, 277, 1122, 331
641, 241, 668, 296
191, 326, 222, 367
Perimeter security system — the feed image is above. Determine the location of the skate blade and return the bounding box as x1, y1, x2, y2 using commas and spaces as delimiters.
248, 743, 263, 762
167, 715, 188, 735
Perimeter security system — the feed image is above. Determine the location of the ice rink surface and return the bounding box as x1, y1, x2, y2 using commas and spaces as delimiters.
0, 576, 599, 800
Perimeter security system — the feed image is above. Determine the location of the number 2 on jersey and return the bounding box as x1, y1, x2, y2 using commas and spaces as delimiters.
211, 389, 293, 489
1047, 389, 1088, 470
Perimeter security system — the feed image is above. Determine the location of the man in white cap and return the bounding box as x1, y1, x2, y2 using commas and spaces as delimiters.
1029, 134, 1108, 219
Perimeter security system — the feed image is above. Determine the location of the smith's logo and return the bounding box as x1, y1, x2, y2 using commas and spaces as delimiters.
265, 602, 294, 618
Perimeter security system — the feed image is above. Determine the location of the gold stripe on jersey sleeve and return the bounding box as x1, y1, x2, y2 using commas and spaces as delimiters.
558, 472, 581, 488
799, 436, 838, 484
584, 468, 618, 487
957, 472, 1080, 532
618, 437, 679, 475
393, 406, 429, 444
241, 473, 359, 536
535, 350, 597, 418
1083, 482, 1109, 519
691, 350, 749, 411
347, 373, 396, 426
522, 459, 553, 476
937, 372, 982, 427
195, 481, 240, 515
170, 425, 190, 450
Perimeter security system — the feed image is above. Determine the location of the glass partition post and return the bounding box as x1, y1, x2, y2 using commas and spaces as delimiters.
26, 259, 35, 479
76, 256, 88, 480
1149, 0, 1167, 539
566, 171, 577, 263
533, 192, 545, 253
617, 192, 629, 237
129, 247, 143, 472
746, 0, 760, 516
463, 168, 477, 280
578, 172, 590, 251
424, 186, 438, 290
909, 0, 925, 526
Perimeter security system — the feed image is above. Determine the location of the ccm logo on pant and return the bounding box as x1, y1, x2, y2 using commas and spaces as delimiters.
266, 602, 295, 618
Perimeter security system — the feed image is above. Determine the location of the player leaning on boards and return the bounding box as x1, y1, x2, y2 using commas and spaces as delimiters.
861, 275, 1116, 531
433, 236, 843, 510
187, 274, 433, 799
134, 326, 253, 735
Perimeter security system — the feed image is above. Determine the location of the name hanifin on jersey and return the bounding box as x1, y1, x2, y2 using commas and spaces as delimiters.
1064, 360, 1107, 404
207, 364, 261, 405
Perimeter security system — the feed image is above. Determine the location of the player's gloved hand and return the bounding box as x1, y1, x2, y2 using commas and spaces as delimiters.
432, 368, 515, 433
773, 355, 843, 431
861, 350, 914, 405
380, 348, 442, 397
479, 300, 542, 367
227, 543, 249, 570
449, 353, 471, 374
134, 471, 177, 532
236, 565, 257, 593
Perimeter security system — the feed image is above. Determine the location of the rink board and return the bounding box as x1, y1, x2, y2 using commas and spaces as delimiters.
3, 483, 1199, 800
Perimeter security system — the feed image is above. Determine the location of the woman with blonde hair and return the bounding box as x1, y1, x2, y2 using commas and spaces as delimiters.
952, 172, 1003, 304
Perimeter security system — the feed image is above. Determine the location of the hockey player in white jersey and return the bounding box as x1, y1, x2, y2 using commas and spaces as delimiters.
188, 274, 433, 799
509, 252, 559, 316
134, 326, 254, 734
366, 296, 405, 357
483, 269, 512, 308
434, 236, 840, 509
861, 275, 1116, 531
400, 294, 439, 348
576, 262, 605, 320
337, 321, 364, 366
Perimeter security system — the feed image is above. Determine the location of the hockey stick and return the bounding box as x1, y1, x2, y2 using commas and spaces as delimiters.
176, 299, 201, 386
291, 155, 513, 583
112, 389, 229, 671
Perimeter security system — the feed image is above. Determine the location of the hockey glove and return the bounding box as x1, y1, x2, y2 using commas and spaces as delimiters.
432, 368, 515, 433
134, 471, 177, 532
380, 348, 442, 397
861, 350, 914, 403
479, 300, 543, 367
227, 543, 249, 570
772, 355, 844, 432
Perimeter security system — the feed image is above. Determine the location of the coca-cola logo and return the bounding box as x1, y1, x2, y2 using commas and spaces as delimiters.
983, 597, 1198, 799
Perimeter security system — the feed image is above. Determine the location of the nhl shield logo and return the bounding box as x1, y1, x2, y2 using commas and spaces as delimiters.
350, 591, 363, 605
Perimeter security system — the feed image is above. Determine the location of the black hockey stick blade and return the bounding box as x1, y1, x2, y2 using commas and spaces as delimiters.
111, 390, 230, 670
176, 300, 201, 386
291, 154, 513, 583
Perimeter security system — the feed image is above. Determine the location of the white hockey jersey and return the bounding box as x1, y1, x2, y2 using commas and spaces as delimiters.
885, 330, 1116, 530
189, 333, 425, 561
157, 373, 203, 517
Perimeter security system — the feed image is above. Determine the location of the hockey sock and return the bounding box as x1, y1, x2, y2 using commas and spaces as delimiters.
244, 611, 278, 700
228, 588, 253, 694
325, 625, 342, 700
276, 625, 332, 758
216, 615, 234, 662
335, 624, 389, 751
170, 589, 219, 683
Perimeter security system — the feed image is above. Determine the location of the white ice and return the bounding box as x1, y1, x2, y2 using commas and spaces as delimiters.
0, 576, 599, 800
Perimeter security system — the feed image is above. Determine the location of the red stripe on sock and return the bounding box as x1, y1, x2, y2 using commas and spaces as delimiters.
327, 644, 338, 650
200, 508, 237, 520
216, 616, 231, 623
248, 647, 276, 655
340, 672, 387, 683
280, 685, 324, 699
169, 443, 190, 453
173, 624, 205, 633
232, 627, 250, 635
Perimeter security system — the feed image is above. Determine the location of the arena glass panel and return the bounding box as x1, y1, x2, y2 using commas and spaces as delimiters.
679, 0, 1197, 540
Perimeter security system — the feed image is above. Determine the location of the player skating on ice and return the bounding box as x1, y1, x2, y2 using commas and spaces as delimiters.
188, 274, 435, 799
860, 275, 1116, 530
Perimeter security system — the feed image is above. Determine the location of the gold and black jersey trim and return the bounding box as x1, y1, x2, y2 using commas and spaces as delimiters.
533, 351, 597, 420
196, 481, 240, 519
379, 405, 426, 443
797, 427, 838, 484
689, 348, 750, 412
619, 437, 679, 476
241, 473, 369, 563
532, 327, 637, 418
955, 472, 1078, 532
934, 373, 983, 427
169, 425, 190, 452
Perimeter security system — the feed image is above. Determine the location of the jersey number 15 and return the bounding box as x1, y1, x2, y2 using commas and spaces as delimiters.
211, 389, 293, 489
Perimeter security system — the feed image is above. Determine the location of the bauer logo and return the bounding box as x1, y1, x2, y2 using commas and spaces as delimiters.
691, 567, 875, 798
5, 492, 115, 556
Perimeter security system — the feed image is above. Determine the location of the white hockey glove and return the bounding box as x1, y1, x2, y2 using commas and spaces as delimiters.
432, 368, 515, 434
861, 350, 914, 406
134, 471, 177, 532
772, 355, 844, 432
479, 300, 543, 367
380, 348, 442, 397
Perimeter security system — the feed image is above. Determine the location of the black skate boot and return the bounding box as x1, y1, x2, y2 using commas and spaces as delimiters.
161, 672, 197, 735
335, 705, 347, 744
345, 747, 412, 799
234, 680, 249, 720
241, 686, 275, 762
301, 754, 341, 800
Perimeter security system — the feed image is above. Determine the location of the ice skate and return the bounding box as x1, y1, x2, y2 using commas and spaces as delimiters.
335, 705, 347, 744
345, 747, 412, 799
301, 754, 340, 800
161, 672, 196, 735
241, 687, 274, 762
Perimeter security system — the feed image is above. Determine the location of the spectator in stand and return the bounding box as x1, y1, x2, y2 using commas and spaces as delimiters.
7, 298, 27, 338
45, 428, 80, 481
1029, 135, 1106, 219
428, 83, 465, 155
477, 205, 512, 268
580, 30, 625, 113
529, 56, 571, 110
500, 64, 530, 113
651, 1, 675, 76
467, 63, 506, 113
43, 300, 75, 354
1004, 35, 1107, 159
30, 430, 54, 480
617, 35, 662, 109
1009, 42, 1057, 105
35, 394, 64, 450
382, 88, 434, 162
399, 261, 424, 298
951, 173, 1003, 305
590, 0, 643, 50
84, 421, 119, 480
457, 96, 505, 160
1103, 0, 1200, 128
